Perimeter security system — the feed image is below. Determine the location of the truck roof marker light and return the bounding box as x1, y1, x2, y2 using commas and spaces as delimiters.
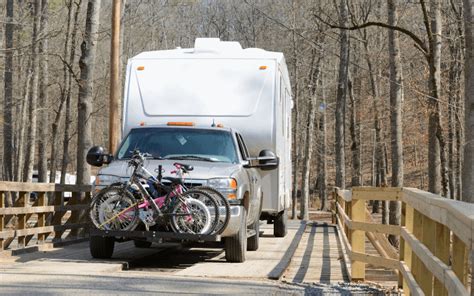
139, 122, 145, 126
216, 123, 224, 128
259, 65, 267, 70
137, 66, 145, 71
167, 122, 195, 126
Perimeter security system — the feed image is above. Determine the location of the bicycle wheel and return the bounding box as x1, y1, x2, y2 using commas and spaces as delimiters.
170, 190, 218, 234
183, 189, 220, 234
194, 186, 231, 235
90, 185, 139, 231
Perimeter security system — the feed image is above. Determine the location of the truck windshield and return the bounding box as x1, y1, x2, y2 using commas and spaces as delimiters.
117, 127, 238, 163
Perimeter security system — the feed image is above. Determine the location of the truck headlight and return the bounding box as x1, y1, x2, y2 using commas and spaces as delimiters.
207, 178, 238, 199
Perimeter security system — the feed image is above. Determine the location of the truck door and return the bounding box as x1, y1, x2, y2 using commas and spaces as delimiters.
236, 133, 259, 222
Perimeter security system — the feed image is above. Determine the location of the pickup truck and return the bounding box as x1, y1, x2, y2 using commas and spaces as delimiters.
88, 124, 279, 262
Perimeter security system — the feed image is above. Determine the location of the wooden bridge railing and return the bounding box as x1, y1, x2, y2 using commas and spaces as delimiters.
333, 187, 473, 296
0, 181, 92, 253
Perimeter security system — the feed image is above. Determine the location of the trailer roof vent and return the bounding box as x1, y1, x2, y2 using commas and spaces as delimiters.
194, 38, 242, 54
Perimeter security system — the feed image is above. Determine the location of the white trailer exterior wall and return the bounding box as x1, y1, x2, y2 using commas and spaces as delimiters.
122, 39, 292, 217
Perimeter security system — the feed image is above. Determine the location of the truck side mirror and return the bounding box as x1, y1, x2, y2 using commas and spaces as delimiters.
258, 149, 279, 171
86, 146, 113, 167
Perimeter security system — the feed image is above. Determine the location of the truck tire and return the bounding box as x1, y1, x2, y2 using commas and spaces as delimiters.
247, 219, 259, 251
133, 240, 152, 248
90, 236, 115, 259
274, 209, 287, 237
225, 207, 247, 262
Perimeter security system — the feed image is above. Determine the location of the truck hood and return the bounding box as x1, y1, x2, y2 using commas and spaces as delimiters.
97, 159, 241, 180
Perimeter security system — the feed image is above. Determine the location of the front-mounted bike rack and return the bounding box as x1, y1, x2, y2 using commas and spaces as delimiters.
90, 228, 222, 243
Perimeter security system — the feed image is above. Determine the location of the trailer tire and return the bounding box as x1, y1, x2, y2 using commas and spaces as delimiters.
133, 240, 152, 248
274, 209, 287, 237
90, 236, 115, 259
247, 219, 259, 251
225, 207, 247, 262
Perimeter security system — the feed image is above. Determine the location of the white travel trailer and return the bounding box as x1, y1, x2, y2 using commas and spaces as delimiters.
122, 38, 292, 235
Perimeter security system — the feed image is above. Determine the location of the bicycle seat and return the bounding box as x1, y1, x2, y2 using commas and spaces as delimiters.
162, 176, 184, 185
173, 162, 194, 172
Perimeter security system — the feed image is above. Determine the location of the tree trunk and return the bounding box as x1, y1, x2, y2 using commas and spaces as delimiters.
76, 0, 102, 186
388, 0, 404, 247
16, 58, 33, 182
61, 1, 82, 184
424, 0, 445, 195
448, 29, 462, 199
301, 56, 321, 220
348, 78, 361, 187
291, 16, 300, 219
462, 0, 474, 203
335, 0, 349, 189
319, 77, 328, 211
37, 0, 49, 183
381, 142, 389, 225
23, 0, 42, 183
3, 0, 14, 185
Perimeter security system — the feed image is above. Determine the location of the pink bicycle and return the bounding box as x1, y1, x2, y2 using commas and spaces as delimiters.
89, 150, 220, 235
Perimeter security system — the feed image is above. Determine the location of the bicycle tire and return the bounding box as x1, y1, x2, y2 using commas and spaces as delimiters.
194, 186, 231, 235
169, 189, 219, 235
90, 185, 140, 231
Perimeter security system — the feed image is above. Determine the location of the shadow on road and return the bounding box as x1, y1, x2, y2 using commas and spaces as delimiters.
128, 246, 225, 271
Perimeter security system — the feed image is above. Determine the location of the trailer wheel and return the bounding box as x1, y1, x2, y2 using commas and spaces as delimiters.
133, 240, 152, 248
225, 207, 247, 262
90, 236, 115, 259
247, 219, 259, 251
274, 209, 287, 237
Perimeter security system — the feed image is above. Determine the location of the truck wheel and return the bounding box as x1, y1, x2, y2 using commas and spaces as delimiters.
225, 207, 247, 262
90, 236, 115, 259
247, 219, 259, 251
274, 209, 287, 237
133, 240, 152, 248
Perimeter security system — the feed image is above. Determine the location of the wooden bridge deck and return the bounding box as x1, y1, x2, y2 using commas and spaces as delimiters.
282, 222, 349, 284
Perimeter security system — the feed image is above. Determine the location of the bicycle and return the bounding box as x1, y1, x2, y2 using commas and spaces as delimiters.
90, 150, 220, 235
156, 163, 231, 235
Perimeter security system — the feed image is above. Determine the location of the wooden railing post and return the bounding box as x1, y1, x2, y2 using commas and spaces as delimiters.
433, 221, 449, 296
17, 191, 27, 248
52, 191, 64, 241
452, 234, 468, 287
401, 203, 414, 295
350, 192, 365, 281
0, 191, 4, 250
37, 192, 47, 243
346, 200, 351, 244
419, 214, 435, 295
411, 209, 423, 285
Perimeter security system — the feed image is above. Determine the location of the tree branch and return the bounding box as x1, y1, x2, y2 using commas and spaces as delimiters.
315, 14, 429, 56
419, 0, 433, 49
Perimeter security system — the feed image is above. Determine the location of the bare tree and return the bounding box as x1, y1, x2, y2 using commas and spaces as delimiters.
62, 0, 82, 184
23, 0, 42, 183
349, 77, 361, 187
38, 0, 50, 183
3, 0, 14, 186
318, 75, 328, 211
301, 53, 321, 220
462, 0, 474, 203
388, 0, 404, 247
76, 0, 102, 186
335, 0, 349, 189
